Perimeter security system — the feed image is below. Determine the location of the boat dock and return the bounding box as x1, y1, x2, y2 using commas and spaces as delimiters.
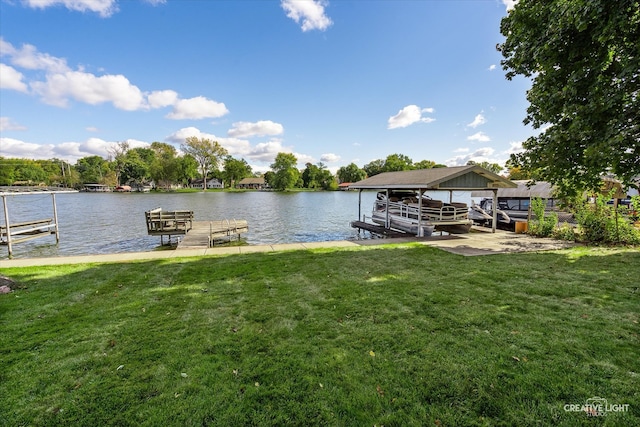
177, 220, 249, 249
145, 208, 248, 248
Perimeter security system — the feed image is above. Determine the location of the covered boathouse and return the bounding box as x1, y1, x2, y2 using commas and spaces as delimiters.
349, 165, 517, 235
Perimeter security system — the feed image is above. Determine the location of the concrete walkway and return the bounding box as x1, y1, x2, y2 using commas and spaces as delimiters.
0, 228, 576, 268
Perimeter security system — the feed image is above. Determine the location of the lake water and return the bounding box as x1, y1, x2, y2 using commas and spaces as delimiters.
1, 190, 474, 260
0, 191, 377, 259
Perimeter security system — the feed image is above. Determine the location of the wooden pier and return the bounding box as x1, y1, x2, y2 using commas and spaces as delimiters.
145, 208, 247, 248
177, 220, 248, 249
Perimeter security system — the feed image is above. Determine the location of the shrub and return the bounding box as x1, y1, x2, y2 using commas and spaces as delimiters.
574, 194, 640, 245
527, 197, 557, 237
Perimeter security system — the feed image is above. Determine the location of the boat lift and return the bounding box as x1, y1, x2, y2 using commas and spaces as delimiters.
1, 190, 76, 257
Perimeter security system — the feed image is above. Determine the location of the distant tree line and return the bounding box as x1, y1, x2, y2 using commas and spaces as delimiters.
0, 140, 517, 191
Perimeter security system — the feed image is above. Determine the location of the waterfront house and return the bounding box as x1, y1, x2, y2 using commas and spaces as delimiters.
190, 178, 223, 189
237, 177, 268, 190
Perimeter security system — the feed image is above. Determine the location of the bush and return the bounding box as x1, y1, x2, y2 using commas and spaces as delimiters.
574, 194, 640, 245
553, 223, 576, 241
527, 197, 558, 237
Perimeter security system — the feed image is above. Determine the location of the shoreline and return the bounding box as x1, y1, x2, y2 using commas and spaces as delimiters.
0, 230, 577, 268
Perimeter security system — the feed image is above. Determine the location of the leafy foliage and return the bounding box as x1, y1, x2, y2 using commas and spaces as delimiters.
336, 162, 366, 183
498, 0, 640, 195
268, 152, 299, 190
574, 194, 640, 245
527, 197, 558, 237
181, 137, 228, 189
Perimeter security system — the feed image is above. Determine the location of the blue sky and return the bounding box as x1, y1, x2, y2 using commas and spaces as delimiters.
0, 0, 529, 173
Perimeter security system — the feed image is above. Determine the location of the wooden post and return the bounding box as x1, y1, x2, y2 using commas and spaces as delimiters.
2, 195, 12, 257
52, 193, 60, 243
417, 189, 423, 237
358, 189, 362, 220
492, 189, 498, 233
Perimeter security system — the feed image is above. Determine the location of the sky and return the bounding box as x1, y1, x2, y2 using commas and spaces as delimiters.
0, 0, 530, 173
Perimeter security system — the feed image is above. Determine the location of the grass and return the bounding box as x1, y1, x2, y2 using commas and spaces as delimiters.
1, 244, 639, 426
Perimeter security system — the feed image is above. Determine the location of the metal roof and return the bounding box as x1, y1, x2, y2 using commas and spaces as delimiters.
349, 165, 517, 190
471, 180, 555, 198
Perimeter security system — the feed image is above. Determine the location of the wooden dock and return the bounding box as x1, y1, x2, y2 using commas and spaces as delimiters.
177, 220, 248, 249
350, 220, 409, 238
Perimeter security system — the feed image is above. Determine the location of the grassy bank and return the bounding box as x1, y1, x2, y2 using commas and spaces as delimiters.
1, 244, 638, 426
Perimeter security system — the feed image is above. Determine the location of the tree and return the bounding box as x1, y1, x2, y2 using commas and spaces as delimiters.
108, 141, 130, 186
498, 0, 640, 195
383, 153, 413, 172
180, 137, 228, 190
336, 163, 366, 183
363, 159, 385, 177
223, 156, 252, 188
302, 162, 335, 190
466, 160, 503, 175
76, 155, 111, 184
413, 159, 436, 170
269, 152, 299, 191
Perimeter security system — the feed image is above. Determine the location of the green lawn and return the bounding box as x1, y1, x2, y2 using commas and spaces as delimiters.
1, 244, 638, 426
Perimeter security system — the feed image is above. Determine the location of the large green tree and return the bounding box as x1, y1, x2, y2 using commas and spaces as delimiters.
269, 152, 299, 191
223, 156, 252, 188
75, 156, 112, 184
180, 137, 228, 190
336, 163, 366, 183
498, 0, 640, 195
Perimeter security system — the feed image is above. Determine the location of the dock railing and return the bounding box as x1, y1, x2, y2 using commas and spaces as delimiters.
145, 208, 194, 236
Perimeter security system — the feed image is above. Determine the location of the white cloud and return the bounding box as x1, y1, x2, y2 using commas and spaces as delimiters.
281, 0, 332, 32
0, 64, 28, 92
506, 141, 524, 155
85, 126, 99, 132
2, 39, 227, 117
22, 0, 119, 17
467, 131, 491, 142
247, 140, 292, 163
502, 0, 518, 12
228, 120, 284, 138
0, 136, 122, 162
31, 71, 146, 110
445, 147, 497, 167
7, 42, 70, 73
165, 127, 250, 156
147, 90, 178, 108
320, 153, 340, 163
166, 96, 229, 120
488, 64, 497, 71
467, 113, 486, 128
0, 137, 52, 159
387, 105, 435, 129
0, 117, 27, 131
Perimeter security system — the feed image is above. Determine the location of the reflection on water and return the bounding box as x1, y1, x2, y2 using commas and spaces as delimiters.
0, 191, 380, 259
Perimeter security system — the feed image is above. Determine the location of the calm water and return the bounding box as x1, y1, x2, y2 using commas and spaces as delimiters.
0, 191, 382, 259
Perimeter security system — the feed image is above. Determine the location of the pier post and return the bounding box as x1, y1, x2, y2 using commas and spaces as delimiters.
52, 193, 60, 243
2, 195, 12, 257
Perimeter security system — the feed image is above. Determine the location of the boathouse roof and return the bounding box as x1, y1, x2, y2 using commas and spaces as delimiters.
349, 165, 517, 191
471, 180, 555, 198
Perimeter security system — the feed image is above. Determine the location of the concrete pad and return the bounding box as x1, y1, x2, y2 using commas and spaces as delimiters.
269, 243, 308, 251
205, 247, 242, 256
239, 245, 275, 254
302, 241, 359, 249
